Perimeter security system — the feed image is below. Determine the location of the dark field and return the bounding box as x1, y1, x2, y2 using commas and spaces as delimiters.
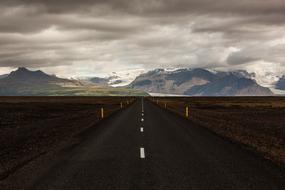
0, 97, 134, 180
148, 97, 285, 165
1, 96, 285, 187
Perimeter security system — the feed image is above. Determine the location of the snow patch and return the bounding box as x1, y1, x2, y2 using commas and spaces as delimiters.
149, 92, 187, 97
107, 68, 146, 87
270, 88, 285, 95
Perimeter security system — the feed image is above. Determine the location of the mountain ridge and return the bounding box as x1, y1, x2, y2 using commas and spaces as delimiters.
0, 67, 81, 87
276, 76, 285, 90
0, 67, 147, 96
0, 67, 278, 96
129, 68, 273, 96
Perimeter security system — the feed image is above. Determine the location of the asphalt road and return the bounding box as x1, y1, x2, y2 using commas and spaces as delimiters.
29, 98, 285, 190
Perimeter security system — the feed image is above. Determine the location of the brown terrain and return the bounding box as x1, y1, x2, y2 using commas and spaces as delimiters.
148, 97, 285, 166
1, 96, 285, 189
0, 97, 135, 182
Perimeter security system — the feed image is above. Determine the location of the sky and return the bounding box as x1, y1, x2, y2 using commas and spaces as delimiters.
0, 0, 285, 86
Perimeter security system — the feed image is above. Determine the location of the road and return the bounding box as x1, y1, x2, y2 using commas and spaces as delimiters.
29, 98, 285, 190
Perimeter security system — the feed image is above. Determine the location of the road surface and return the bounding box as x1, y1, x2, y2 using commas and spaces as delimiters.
29, 98, 285, 190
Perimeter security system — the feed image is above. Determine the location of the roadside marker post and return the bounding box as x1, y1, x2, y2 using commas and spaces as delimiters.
164, 103, 167, 109
120, 102, 123, 109
101, 108, 104, 119
185, 106, 189, 118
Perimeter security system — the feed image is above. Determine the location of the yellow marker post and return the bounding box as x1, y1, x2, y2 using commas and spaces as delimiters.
185, 106, 189, 117
101, 108, 104, 119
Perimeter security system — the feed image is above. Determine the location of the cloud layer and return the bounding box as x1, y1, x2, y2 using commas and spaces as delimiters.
0, 0, 285, 85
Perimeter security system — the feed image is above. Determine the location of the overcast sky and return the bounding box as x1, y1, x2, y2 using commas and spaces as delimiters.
0, 0, 285, 85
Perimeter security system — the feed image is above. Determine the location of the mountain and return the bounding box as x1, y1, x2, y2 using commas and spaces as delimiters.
0, 67, 82, 95
0, 67, 81, 87
89, 75, 130, 87
0, 74, 8, 79
276, 76, 285, 90
89, 75, 123, 86
129, 68, 273, 96
89, 77, 110, 86
129, 68, 215, 94
0, 67, 147, 96
185, 74, 272, 96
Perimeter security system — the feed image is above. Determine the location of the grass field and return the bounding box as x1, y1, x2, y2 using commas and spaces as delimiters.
148, 97, 285, 166
0, 86, 148, 96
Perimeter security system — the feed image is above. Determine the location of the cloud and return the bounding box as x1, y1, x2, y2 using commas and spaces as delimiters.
227, 52, 259, 65
0, 0, 285, 84
5, 0, 284, 17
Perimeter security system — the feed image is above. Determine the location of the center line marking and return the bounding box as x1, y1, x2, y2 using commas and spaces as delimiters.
140, 147, 145, 159
140, 127, 144, 132
141, 118, 144, 122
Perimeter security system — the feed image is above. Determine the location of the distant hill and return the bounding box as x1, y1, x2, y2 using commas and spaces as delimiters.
185, 73, 272, 96
89, 75, 126, 87
89, 77, 110, 86
1, 67, 81, 86
0, 67, 82, 95
0, 68, 147, 96
276, 76, 285, 90
129, 68, 273, 96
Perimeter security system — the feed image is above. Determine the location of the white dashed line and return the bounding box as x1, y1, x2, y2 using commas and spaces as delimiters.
142, 113, 144, 116
141, 118, 144, 122
140, 147, 145, 159
140, 127, 144, 132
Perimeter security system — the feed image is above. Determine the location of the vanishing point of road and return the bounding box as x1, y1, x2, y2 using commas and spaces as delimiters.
29, 98, 285, 190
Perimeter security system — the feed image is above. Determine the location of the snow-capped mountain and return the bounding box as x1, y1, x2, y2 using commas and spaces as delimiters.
128, 68, 273, 96
89, 69, 145, 87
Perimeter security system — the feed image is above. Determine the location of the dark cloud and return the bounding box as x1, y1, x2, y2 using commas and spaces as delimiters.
2, 0, 285, 20
7, 0, 284, 15
227, 52, 259, 65
1, 0, 285, 34
0, 0, 285, 82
